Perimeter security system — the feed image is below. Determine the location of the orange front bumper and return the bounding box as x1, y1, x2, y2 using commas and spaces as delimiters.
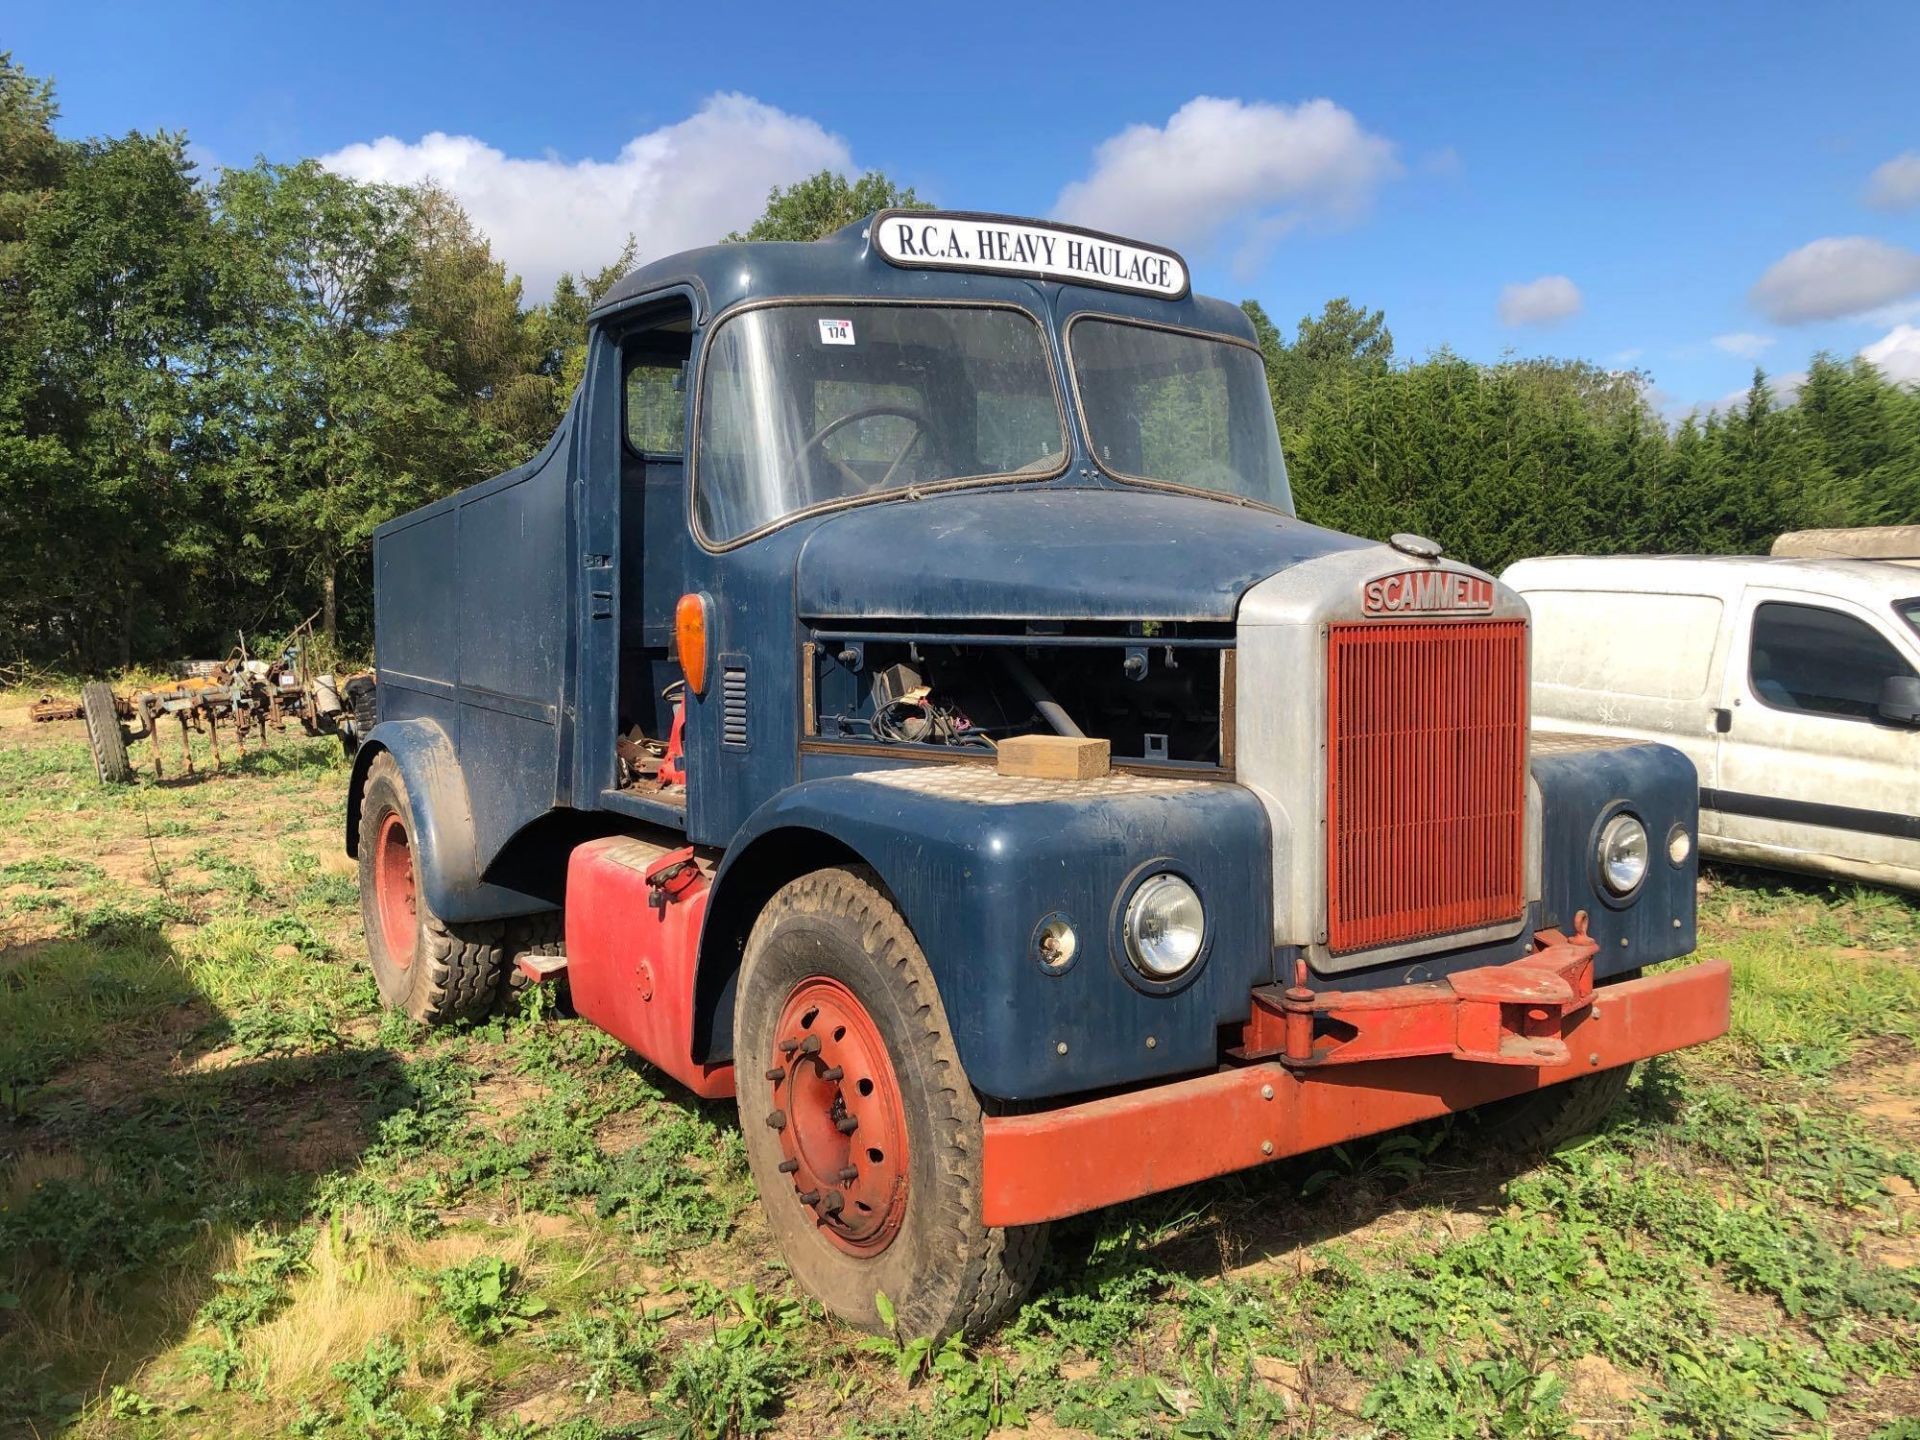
979, 958, 1731, 1227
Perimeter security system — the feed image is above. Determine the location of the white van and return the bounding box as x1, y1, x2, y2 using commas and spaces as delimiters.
1502, 555, 1920, 891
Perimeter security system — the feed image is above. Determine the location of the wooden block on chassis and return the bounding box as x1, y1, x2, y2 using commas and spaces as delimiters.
996, 735, 1111, 780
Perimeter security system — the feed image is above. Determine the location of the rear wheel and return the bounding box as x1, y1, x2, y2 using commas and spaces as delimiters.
82, 682, 131, 785
497, 910, 565, 1011
734, 866, 1046, 1338
356, 752, 504, 1022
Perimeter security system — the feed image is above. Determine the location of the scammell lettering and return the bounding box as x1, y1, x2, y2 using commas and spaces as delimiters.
349, 208, 1728, 1341
1363, 569, 1496, 616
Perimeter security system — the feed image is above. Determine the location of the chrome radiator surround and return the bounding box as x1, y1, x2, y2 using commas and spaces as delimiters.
1234, 546, 1541, 974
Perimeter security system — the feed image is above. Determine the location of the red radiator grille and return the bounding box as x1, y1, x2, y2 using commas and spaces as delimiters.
1325, 618, 1528, 956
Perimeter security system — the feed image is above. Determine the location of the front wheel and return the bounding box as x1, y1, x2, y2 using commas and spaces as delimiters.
1472, 1064, 1636, 1151
356, 752, 505, 1022
734, 866, 1046, 1338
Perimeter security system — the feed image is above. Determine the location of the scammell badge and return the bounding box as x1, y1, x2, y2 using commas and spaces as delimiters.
1362, 568, 1496, 616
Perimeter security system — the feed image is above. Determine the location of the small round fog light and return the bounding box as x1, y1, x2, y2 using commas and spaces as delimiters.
1123, 873, 1206, 980
1034, 914, 1078, 974
1666, 823, 1693, 867
1598, 813, 1649, 896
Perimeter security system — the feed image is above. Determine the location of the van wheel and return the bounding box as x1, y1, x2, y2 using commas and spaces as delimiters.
734, 865, 1047, 1339
1473, 1064, 1635, 1151
357, 752, 504, 1023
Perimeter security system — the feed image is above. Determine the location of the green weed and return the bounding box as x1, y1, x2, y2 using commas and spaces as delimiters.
432, 1255, 548, 1343
645, 1285, 801, 1439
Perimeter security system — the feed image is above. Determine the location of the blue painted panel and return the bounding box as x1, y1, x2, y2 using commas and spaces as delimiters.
711, 775, 1275, 1100
1534, 741, 1699, 972
794, 487, 1370, 623
376, 510, 459, 693
372, 414, 573, 897
455, 463, 566, 702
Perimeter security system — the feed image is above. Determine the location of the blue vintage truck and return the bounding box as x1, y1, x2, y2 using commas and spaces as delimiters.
349, 210, 1730, 1336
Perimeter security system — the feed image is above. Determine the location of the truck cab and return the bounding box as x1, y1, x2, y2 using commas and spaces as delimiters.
348, 211, 1729, 1337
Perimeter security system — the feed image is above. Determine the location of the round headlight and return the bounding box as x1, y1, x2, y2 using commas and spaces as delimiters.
1666, 822, 1693, 867
1123, 873, 1206, 979
1598, 814, 1649, 895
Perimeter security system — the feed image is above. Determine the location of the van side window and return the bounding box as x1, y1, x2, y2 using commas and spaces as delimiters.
1748, 602, 1917, 721
625, 358, 687, 456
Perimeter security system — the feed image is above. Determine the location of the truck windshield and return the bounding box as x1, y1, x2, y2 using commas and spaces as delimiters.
695, 304, 1066, 543
1069, 318, 1291, 513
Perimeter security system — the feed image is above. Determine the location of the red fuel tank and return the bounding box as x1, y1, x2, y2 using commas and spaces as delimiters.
564, 837, 735, 1100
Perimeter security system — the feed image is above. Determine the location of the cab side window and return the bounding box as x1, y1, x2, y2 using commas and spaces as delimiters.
1748, 601, 1917, 721
625, 358, 687, 456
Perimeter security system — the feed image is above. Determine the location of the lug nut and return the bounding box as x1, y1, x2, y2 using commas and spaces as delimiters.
821, 1192, 844, 1215
820, 1065, 844, 1082
799, 1189, 821, 1205
779, 1039, 799, 1055
765, 1066, 786, 1082
799, 1034, 822, 1055
836, 1165, 858, 1182
777, 1158, 799, 1174
836, 1114, 859, 1135
766, 1109, 786, 1131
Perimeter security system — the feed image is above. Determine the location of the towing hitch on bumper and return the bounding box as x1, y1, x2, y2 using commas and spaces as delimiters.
979, 926, 1731, 1227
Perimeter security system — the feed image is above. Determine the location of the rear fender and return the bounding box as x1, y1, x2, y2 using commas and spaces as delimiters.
344, 719, 545, 922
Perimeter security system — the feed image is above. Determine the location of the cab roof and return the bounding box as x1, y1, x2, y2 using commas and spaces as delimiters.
590, 210, 1256, 343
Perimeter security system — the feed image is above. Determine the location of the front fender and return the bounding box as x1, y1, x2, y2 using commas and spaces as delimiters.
701, 769, 1275, 1102
344, 719, 546, 923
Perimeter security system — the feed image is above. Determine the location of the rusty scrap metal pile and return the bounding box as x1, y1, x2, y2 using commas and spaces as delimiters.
34, 622, 375, 784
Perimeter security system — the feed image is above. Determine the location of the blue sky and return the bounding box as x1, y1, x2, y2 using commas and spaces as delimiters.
13, 0, 1920, 411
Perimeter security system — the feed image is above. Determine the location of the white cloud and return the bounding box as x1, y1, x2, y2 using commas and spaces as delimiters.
1497, 275, 1582, 327
1862, 323, 1920, 384
321, 94, 853, 298
1749, 235, 1920, 324
1712, 332, 1775, 358
1866, 152, 1920, 212
1052, 96, 1399, 256
1689, 369, 1809, 418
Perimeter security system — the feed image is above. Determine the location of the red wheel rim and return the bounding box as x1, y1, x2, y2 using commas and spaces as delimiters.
767, 977, 910, 1255
373, 812, 417, 968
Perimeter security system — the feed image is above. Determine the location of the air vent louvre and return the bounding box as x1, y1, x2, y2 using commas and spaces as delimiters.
721, 659, 748, 749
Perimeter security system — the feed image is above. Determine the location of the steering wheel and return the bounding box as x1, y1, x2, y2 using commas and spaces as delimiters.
796, 404, 936, 492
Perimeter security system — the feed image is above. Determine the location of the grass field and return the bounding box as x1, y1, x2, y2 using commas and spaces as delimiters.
2, 694, 1919, 1440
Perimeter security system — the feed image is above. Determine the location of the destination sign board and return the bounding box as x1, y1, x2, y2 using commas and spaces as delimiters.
871, 210, 1190, 299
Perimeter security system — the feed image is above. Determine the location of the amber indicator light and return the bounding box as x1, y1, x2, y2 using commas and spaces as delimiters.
676, 592, 712, 696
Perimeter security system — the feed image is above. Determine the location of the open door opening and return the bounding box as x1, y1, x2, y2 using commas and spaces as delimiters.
614, 302, 695, 806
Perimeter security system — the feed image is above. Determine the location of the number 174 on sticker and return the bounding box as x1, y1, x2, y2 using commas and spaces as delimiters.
817, 318, 855, 345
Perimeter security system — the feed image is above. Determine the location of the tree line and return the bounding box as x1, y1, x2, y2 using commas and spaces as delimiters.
3, 52, 1917, 672
1243, 298, 1920, 568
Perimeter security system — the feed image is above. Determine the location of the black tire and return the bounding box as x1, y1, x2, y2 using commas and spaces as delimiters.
733, 865, 1047, 1339
356, 752, 505, 1023
82, 682, 132, 785
1473, 1064, 1636, 1151
497, 910, 565, 1011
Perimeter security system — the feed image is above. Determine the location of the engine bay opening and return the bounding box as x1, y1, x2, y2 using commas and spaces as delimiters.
805, 625, 1233, 771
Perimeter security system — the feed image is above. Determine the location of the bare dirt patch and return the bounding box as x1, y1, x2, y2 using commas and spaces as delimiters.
1836, 1056, 1920, 1136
